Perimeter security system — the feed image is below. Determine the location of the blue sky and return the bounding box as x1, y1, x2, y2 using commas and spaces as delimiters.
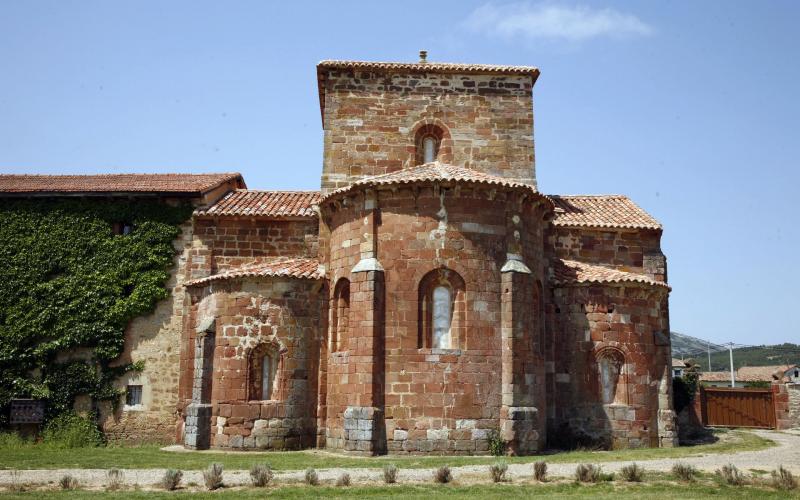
1, 1, 798, 346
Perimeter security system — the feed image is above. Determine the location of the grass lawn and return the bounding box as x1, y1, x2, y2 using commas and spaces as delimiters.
1, 481, 799, 499
0, 430, 773, 471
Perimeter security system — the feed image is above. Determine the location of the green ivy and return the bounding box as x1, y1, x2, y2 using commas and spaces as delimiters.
0, 198, 192, 425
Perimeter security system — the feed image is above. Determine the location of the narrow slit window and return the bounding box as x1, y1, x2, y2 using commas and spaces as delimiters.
423, 136, 437, 163
126, 385, 142, 406
261, 354, 277, 400
432, 286, 452, 349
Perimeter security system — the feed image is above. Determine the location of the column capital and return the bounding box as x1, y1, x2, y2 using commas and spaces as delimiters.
351, 257, 384, 273
501, 253, 531, 274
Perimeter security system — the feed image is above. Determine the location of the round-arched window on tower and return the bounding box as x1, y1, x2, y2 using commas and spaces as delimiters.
414, 124, 446, 165
423, 136, 437, 163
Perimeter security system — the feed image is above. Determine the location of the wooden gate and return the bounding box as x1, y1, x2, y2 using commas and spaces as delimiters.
701, 387, 776, 428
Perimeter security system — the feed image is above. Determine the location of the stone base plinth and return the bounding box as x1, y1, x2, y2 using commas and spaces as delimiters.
183, 403, 212, 450
501, 406, 542, 455
341, 406, 383, 454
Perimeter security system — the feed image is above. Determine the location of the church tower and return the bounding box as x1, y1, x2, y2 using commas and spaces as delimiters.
315, 53, 551, 455
316, 51, 540, 193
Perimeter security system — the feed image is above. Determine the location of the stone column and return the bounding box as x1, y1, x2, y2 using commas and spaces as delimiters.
500, 264, 542, 454
654, 298, 678, 447
499, 204, 544, 454
344, 190, 386, 454
656, 362, 678, 447
184, 317, 215, 450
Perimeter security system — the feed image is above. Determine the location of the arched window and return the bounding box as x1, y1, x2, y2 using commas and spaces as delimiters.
597, 349, 626, 405
331, 278, 350, 352
419, 268, 465, 349
414, 124, 445, 165
432, 285, 452, 348
423, 136, 437, 163
249, 343, 280, 401
261, 352, 277, 400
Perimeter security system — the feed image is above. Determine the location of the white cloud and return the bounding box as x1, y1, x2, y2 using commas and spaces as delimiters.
464, 2, 654, 42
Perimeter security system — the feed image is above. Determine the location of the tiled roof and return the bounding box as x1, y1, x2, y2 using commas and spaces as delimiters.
551, 259, 670, 290
322, 162, 547, 202
699, 366, 798, 383
184, 258, 323, 287
548, 195, 662, 230
195, 190, 320, 218
737, 365, 798, 382
317, 58, 540, 122
700, 371, 732, 382
672, 358, 687, 368
0, 173, 243, 195
317, 59, 540, 77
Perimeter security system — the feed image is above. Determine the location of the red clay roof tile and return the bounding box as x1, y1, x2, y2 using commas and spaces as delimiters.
0, 173, 243, 195
700, 371, 732, 382
322, 162, 546, 203
737, 365, 798, 382
185, 258, 323, 287
195, 190, 320, 218
317, 59, 540, 77
552, 259, 669, 290
548, 195, 661, 230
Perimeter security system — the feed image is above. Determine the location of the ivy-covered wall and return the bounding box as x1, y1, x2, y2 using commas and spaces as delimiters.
0, 198, 193, 426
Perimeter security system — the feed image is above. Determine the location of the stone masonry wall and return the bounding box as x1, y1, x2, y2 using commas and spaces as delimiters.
182, 278, 323, 450
321, 185, 549, 454
100, 220, 194, 444
773, 383, 793, 430
191, 217, 318, 278
320, 70, 536, 193
548, 227, 665, 281
787, 384, 800, 428
549, 284, 675, 448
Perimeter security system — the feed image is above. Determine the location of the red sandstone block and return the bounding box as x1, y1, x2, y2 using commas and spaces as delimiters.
231, 405, 249, 419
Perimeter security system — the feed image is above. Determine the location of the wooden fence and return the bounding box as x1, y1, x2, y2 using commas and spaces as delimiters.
700, 386, 776, 429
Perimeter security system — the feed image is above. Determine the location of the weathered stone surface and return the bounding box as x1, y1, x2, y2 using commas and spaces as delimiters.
92, 56, 675, 455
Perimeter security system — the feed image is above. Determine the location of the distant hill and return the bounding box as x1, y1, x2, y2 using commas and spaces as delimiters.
671, 332, 800, 371
671, 332, 717, 358
705, 343, 800, 371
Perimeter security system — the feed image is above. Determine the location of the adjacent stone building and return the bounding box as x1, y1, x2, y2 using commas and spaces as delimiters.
0, 54, 678, 453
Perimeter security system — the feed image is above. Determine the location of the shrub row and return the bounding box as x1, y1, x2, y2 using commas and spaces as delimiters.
42, 460, 794, 492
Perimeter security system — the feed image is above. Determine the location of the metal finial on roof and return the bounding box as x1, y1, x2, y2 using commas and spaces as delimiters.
419, 50, 428, 63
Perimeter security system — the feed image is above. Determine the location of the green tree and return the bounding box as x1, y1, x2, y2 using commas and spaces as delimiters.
673, 359, 700, 413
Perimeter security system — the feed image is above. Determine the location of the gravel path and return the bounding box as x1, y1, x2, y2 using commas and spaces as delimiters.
2, 430, 798, 488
